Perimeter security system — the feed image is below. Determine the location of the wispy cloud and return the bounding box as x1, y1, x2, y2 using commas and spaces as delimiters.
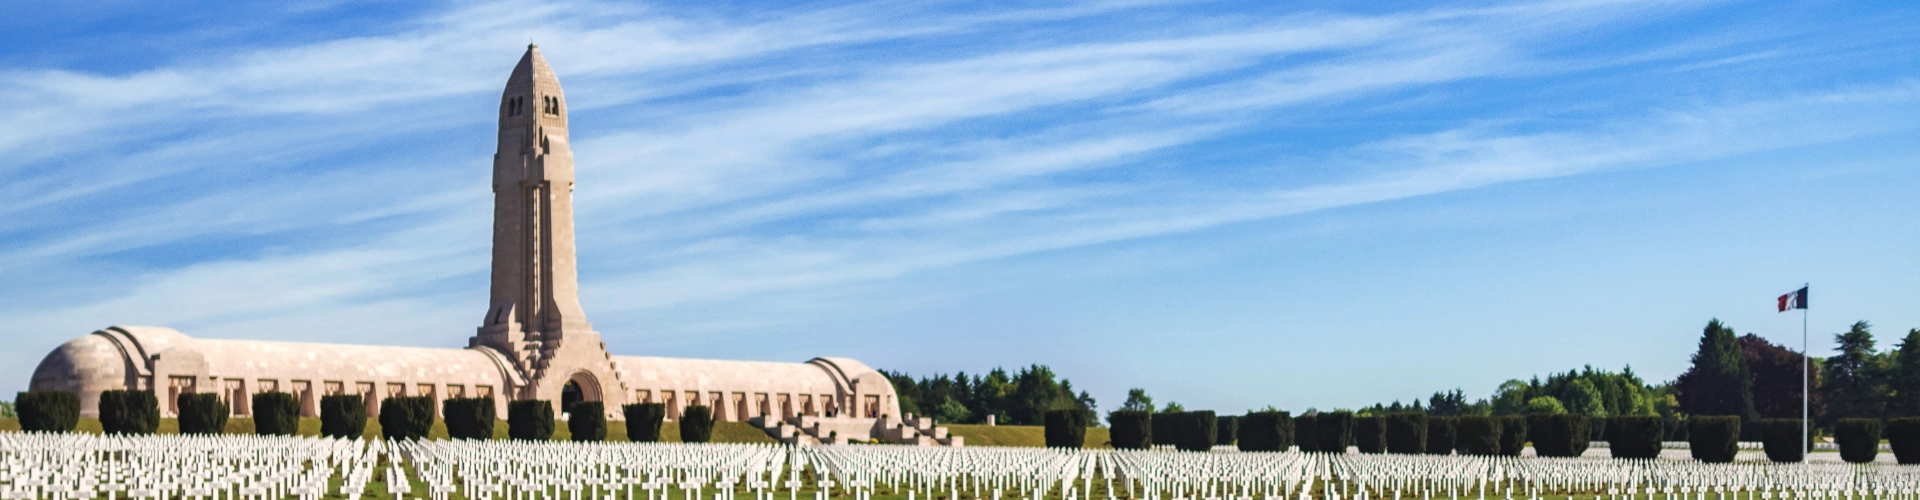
2, 0, 1915, 399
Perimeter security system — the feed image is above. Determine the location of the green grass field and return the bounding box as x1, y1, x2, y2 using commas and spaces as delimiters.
943, 424, 1112, 448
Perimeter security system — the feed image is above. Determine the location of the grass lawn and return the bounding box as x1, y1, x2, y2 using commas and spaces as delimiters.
943, 424, 1112, 448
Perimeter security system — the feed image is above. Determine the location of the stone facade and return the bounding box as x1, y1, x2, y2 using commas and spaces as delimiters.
26, 46, 933, 443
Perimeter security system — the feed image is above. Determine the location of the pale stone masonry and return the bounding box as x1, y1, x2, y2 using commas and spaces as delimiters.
28, 46, 954, 445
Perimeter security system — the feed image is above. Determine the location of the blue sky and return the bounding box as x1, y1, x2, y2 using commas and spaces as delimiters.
2, 0, 1916, 414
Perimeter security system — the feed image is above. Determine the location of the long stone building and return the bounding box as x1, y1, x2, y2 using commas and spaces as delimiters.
28, 46, 957, 445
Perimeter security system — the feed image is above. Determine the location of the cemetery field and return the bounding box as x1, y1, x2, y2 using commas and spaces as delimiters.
0, 419, 777, 443
8, 434, 1920, 500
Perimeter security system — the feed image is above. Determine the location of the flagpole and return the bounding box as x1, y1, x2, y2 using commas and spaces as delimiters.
1802, 282, 1809, 463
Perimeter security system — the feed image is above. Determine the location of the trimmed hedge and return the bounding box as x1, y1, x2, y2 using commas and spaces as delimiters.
1108, 411, 1152, 449
251, 392, 300, 436
1761, 418, 1807, 463
1385, 413, 1428, 454
379, 396, 435, 440
1687, 415, 1741, 463
1215, 416, 1239, 446
98, 390, 159, 435
1455, 416, 1501, 456
1174, 411, 1217, 452
680, 405, 715, 443
1152, 412, 1180, 448
1354, 416, 1387, 454
624, 403, 667, 442
1236, 411, 1292, 452
1888, 417, 1920, 464
177, 393, 228, 435
509, 400, 554, 440
320, 395, 367, 439
1528, 414, 1591, 457
1498, 416, 1528, 456
16, 391, 79, 433
1424, 416, 1457, 455
1045, 409, 1090, 448
444, 397, 496, 440
1606, 416, 1663, 459
1836, 418, 1883, 463
1316, 411, 1353, 453
1294, 414, 1319, 452
569, 401, 607, 441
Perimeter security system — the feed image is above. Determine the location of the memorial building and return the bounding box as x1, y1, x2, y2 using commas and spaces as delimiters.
28, 46, 955, 445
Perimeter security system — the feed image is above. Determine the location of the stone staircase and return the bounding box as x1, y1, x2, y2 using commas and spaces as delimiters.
750, 413, 962, 446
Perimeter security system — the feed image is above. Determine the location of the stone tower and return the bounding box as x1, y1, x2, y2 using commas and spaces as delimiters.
472, 45, 623, 406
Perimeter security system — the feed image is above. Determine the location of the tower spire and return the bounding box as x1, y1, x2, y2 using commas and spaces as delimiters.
474, 44, 592, 376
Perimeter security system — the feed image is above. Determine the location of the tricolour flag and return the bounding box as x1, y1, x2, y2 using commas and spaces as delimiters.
1777, 286, 1808, 312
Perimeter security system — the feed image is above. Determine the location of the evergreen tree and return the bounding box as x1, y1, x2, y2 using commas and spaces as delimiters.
1891, 329, 1920, 418
1686, 319, 1757, 421
1821, 321, 1890, 423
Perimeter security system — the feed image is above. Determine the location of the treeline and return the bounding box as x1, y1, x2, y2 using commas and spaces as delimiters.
1362, 367, 1674, 419
1356, 319, 1917, 438
1680, 320, 1920, 427
882, 365, 1096, 426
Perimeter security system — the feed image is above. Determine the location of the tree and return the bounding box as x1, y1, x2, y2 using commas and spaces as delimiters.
1740, 334, 1823, 419
1526, 396, 1566, 415
1120, 388, 1154, 413
1565, 379, 1607, 418
1891, 329, 1920, 418
1682, 319, 1757, 421
1821, 321, 1890, 423
1162, 401, 1186, 413
1428, 389, 1468, 416
1491, 380, 1530, 416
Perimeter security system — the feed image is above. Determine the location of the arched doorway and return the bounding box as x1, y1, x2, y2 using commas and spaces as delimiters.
560, 371, 602, 415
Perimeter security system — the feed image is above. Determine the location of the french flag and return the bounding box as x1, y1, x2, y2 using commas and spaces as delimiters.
1777, 286, 1808, 312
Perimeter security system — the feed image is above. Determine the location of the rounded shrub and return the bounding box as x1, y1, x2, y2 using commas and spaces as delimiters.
1045, 408, 1090, 448
98, 390, 159, 435
1294, 414, 1319, 452
320, 394, 367, 439
16, 391, 79, 433
1836, 418, 1883, 463
1354, 415, 1387, 454
251, 392, 301, 436
1424, 416, 1457, 455
1455, 416, 1501, 456
1528, 414, 1591, 457
1605, 416, 1663, 459
1498, 416, 1528, 456
569, 401, 607, 441
176, 393, 229, 435
680, 405, 715, 443
1761, 418, 1808, 463
1385, 413, 1428, 454
443, 397, 496, 440
508, 400, 554, 440
1687, 415, 1741, 463
1887, 417, 1920, 464
1315, 411, 1353, 453
623, 403, 667, 442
